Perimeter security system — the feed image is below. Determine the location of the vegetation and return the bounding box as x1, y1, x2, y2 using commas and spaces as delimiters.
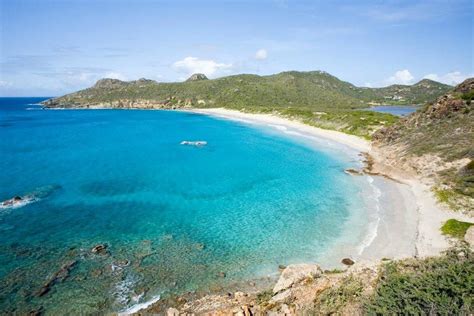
365, 247, 474, 315
441, 219, 473, 239
313, 276, 364, 314
374, 79, 474, 211
47, 71, 451, 110
44, 71, 451, 139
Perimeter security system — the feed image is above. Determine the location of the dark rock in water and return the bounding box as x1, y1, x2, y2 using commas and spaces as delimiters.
37, 260, 77, 297
91, 268, 103, 277
13, 196, 22, 201
28, 306, 44, 316
91, 244, 108, 255
218, 271, 226, 278
344, 168, 363, 176
116, 259, 129, 267
341, 258, 355, 266
278, 264, 287, 271
195, 243, 205, 250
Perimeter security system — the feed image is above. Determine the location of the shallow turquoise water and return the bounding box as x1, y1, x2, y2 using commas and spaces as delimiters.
0, 98, 372, 313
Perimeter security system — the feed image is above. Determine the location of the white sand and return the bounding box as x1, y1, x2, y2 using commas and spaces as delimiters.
185, 108, 471, 263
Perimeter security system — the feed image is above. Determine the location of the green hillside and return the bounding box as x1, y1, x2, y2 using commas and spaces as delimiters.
44, 71, 450, 110
42, 71, 452, 139
374, 78, 474, 211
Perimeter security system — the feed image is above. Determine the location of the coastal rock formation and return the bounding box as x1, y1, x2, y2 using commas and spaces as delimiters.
144, 261, 380, 315
273, 264, 323, 294
36, 260, 77, 297
372, 78, 474, 213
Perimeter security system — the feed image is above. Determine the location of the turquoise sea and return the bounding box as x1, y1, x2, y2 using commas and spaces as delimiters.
0, 98, 378, 314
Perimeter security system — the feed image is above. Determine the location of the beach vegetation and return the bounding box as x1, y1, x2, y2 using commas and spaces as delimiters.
313, 276, 364, 314
441, 219, 474, 239
364, 246, 473, 315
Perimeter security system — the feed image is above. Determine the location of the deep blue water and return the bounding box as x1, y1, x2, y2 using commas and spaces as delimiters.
366, 105, 419, 116
0, 98, 373, 313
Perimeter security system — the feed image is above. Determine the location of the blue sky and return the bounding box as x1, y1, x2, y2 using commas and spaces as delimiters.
0, 0, 472, 96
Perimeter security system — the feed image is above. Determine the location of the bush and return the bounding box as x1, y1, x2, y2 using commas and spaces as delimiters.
441, 219, 473, 239
313, 276, 364, 314
365, 247, 474, 315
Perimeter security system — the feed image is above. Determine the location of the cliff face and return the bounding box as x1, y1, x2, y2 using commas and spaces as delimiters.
373, 78, 474, 212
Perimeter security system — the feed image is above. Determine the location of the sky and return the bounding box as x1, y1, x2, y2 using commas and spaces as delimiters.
0, 0, 473, 96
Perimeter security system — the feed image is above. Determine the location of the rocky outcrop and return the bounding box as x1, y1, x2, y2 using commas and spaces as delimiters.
143, 262, 379, 315
36, 260, 77, 297
273, 264, 323, 294
186, 73, 208, 82
465, 226, 474, 249
93, 78, 128, 89
371, 78, 474, 212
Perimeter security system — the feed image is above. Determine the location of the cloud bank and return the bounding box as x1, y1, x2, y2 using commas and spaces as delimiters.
172, 57, 232, 78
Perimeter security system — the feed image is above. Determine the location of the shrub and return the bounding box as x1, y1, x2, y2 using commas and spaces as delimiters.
365, 247, 474, 315
441, 219, 474, 239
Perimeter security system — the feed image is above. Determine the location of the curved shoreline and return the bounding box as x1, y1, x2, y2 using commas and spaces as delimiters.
183, 108, 467, 260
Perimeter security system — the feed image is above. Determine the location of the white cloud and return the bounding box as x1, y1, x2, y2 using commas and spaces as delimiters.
0, 80, 11, 87
255, 49, 268, 60
364, 82, 373, 88
104, 71, 127, 81
423, 71, 472, 85
385, 69, 414, 85
172, 56, 232, 77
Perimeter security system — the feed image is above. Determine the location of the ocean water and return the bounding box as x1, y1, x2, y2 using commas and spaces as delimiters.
366, 105, 419, 116
0, 98, 378, 314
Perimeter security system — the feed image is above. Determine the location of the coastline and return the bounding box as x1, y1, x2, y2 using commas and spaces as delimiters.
36, 106, 471, 314
184, 108, 468, 260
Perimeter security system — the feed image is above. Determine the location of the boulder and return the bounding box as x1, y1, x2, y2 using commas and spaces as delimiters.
273, 264, 322, 294
91, 244, 108, 255
166, 307, 180, 316
270, 289, 292, 303
341, 258, 355, 266
465, 226, 474, 249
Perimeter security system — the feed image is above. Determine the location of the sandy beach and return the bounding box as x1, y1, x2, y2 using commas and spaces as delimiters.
186, 108, 471, 263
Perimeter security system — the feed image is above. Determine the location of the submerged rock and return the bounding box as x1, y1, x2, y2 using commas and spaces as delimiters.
37, 260, 77, 297
344, 168, 363, 175
91, 244, 108, 255
195, 243, 205, 251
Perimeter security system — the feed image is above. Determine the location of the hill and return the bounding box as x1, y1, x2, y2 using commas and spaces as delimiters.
373, 78, 474, 212
41, 71, 451, 139
43, 71, 450, 110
